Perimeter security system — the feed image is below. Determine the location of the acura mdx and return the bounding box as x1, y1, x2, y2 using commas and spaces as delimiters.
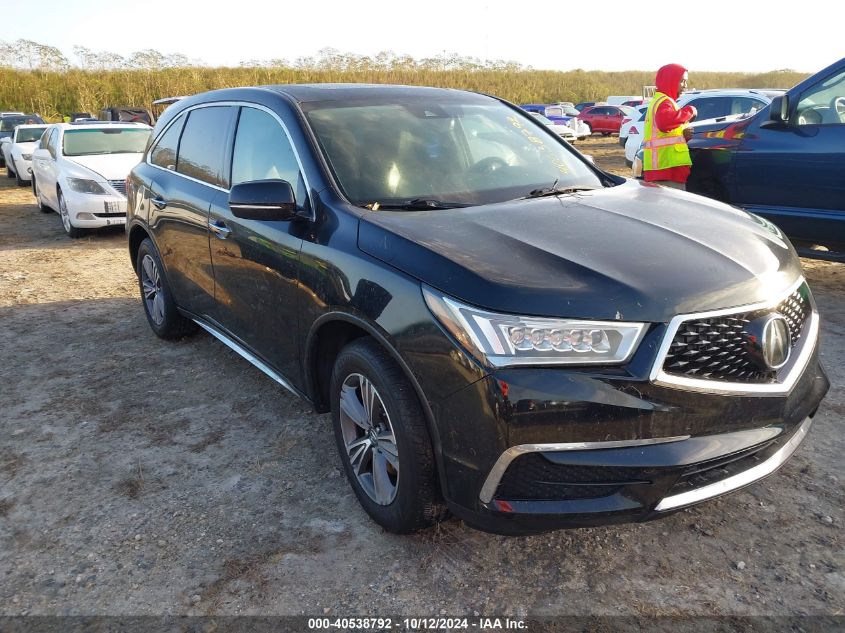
126, 85, 828, 535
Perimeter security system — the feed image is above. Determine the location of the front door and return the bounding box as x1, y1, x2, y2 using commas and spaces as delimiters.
208, 105, 307, 386
733, 65, 845, 247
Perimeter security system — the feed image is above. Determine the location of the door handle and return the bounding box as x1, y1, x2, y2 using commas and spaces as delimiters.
151, 197, 168, 210
208, 218, 232, 239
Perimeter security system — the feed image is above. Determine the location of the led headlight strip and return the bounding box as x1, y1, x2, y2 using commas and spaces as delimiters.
423, 286, 646, 368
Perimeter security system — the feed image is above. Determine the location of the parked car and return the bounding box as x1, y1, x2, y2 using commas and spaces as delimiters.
619, 104, 648, 146
529, 112, 575, 142
99, 106, 155, 126
577, 105, 632, 135
125, 84, 827, 536
574, 101, 605, 112
624, 89, 777, 164
520, 104, 586, 141
0, 114, 45, 167
542, 105, 591, 140
31, 122, 151, 238
1, 123, 49, 185
688, 58, 845, 261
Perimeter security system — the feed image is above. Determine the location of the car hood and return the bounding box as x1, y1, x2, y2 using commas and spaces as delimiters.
66, 153, 144, 180
357, 180, 801, 322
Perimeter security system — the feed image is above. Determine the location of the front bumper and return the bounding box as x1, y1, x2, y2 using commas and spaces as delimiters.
433, 342, 828, 535
64, 188, 127, 228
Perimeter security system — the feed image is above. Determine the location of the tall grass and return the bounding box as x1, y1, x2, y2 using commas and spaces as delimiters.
0, 66, 810, 120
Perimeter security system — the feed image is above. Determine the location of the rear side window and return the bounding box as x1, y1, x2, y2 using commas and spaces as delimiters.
176, 106, 235, 188
231, 107, 306, 205
150, 114, 186, 170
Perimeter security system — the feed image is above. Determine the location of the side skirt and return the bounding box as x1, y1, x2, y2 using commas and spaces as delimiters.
192, 317, 310, 402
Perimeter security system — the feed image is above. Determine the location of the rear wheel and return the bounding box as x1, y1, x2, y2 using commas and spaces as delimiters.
58, 189, 84, 238
330, 338, 446, 534
136, 238, 198, 339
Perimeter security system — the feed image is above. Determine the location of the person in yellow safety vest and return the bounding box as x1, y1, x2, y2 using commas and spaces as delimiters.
641, 63, 698, 190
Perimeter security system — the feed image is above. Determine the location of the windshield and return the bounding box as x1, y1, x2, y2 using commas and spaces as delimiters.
62, 128, 151, 156
303, 97, 603, 207
1, 116, 44, 132
16, 127, 47, 143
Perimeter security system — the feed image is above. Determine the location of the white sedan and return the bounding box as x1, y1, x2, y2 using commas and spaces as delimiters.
530, 112, 575, 142
31, 122, 151, 238
2, 124, 49, 185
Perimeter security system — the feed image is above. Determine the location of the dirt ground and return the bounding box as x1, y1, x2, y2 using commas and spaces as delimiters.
0, 137, 842, 621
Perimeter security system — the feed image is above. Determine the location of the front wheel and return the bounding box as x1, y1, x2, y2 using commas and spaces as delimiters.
136, 238, 198, 339
330, 338, 446, 533
58, 189, 84, 238
34, 178, 52, 213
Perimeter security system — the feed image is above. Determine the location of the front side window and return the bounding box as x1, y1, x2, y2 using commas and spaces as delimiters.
304, 98, 603, 207
176, 106, 235, 187
46, 129, 59, 158
795, 69, 845, 126
62, 128, 151, 157
231, 107, 306, 205
150, 114, 186, 170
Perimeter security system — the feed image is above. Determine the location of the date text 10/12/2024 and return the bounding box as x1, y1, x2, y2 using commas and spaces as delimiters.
308, 617, 528, 630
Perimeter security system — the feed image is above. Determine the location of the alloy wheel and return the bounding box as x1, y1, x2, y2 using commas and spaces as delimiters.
339, 373, 400, 505
140, 254, 165, 326
59, 193, 71, 232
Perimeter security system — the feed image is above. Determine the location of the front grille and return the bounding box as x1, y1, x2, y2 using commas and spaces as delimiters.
662, 285, 811, 383
108, 179, 127, 196
495, 453, 646, 501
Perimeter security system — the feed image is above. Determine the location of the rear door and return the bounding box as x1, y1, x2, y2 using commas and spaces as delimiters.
207, 105, 307, 383
732, 66, 845, 246
39, 128, 60, 207
147, 105, 237, 318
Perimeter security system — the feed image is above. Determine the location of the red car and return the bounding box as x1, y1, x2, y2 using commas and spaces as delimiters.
577, 105, 629, 135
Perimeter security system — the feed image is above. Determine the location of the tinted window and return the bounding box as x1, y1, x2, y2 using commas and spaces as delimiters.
47, 129, 59, 158
177, 106, 235, 187
231, 107, 306, 204
150, 114, 186, 170
687, 97, 732, 120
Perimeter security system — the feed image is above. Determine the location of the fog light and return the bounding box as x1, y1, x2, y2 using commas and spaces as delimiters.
77, 212, 95, 220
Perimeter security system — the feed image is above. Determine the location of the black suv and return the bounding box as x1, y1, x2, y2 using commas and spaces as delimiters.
126, 85, 828, 535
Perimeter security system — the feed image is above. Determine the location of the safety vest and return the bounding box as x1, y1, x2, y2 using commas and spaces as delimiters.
642, 92, 691, 172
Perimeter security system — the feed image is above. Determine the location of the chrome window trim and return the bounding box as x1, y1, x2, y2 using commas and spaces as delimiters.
478, 435, 690, 504
145, 100, 314, 212
649, 276, 818, 396
655, 416, 813, 511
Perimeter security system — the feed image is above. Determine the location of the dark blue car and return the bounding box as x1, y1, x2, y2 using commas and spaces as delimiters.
688, 57, 845, 261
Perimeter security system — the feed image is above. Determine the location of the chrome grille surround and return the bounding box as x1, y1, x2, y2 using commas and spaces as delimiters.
650, 277, 819, 396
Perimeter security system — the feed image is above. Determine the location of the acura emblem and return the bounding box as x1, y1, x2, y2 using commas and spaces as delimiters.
746, 314, 791, 371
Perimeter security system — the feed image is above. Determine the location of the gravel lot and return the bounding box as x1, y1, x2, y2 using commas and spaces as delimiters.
1, 137, 842, 620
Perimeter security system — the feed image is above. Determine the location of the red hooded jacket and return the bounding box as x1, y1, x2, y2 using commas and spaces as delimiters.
644, 63, 697, 183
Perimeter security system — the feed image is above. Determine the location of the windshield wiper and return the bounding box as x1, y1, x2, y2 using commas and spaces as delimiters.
368, 198, 470, 210
523, 186, 598, 200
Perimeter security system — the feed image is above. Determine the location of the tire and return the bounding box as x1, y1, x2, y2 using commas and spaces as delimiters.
34, 178, 52, 213
15, 166, 26, 187
330, 338, 446, 533
6, 164, 13, 178
136, 238, 198, 339
58, 189, 85, 238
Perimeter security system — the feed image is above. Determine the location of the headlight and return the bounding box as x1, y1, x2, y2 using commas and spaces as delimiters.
67, 178, 108, 195
423, 287, 646, 367
21, 153, 32, 160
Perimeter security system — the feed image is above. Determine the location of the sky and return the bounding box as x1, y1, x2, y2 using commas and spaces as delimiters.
2, 0, 839, 73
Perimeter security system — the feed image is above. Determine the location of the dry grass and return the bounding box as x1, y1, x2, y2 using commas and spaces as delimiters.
0, 67, 810, 120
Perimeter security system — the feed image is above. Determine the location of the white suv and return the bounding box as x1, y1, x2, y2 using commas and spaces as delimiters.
624, 88, 783, 166
31, 122, 151, 238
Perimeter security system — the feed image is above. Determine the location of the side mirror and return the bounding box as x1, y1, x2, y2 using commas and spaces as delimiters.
228, 179, 297, 221
768, 95, 789, 123
32, 148, 50, 160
